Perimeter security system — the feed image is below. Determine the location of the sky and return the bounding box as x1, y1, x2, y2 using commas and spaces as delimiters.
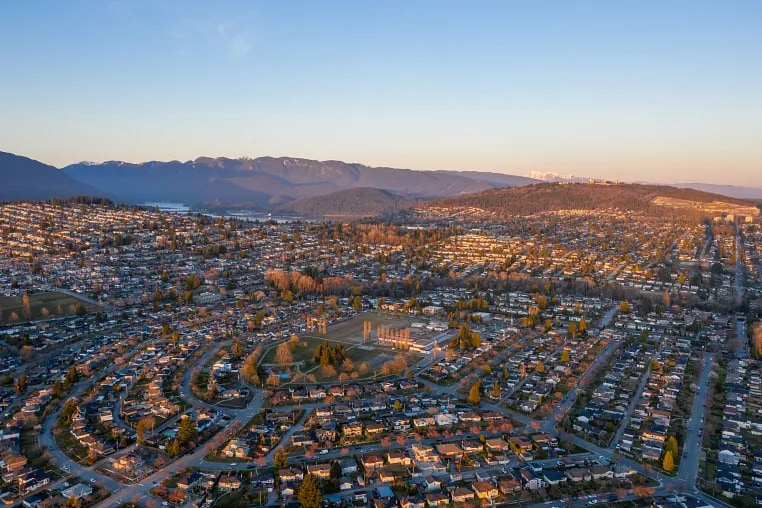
1, 0, 761, 186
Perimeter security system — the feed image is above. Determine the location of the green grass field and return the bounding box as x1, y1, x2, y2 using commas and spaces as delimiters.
0, 291, 101, 323
262, 313, 425, 382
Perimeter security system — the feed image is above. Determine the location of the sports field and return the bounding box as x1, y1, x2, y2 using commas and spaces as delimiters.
0, 291, 101, 323
262, 313, 426, 381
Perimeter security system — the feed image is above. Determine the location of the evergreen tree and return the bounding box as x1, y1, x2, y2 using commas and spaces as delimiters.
52, 379, 64, 397
60, 398, 79, 425
298, 474, 323, 508
64, 366, 79, 387
177, 415, 197, 444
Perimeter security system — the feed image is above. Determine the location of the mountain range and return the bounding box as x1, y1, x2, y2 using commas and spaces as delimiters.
60, 156, 536, 208
0, 152, 98, 201
1, 150, 761, 217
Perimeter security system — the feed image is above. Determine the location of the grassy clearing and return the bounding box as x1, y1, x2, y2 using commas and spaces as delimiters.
325, 312, 425, 343
261, 314, 424, 382
0, 291, 101, 323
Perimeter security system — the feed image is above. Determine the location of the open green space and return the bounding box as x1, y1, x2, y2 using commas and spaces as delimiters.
320, 312, 426, 343
0, 291, 101, 323
261, 314, 424, 383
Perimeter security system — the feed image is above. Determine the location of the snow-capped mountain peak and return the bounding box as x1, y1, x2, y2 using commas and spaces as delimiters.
526, 171, 589, 182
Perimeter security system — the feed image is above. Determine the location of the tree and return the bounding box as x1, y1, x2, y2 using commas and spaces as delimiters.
242, 347, 263, 385
662, 450, 675, 472
560, 349, 570, 363
21, 293, 31, 321
751, 322, 762, 359
75, 302, 86, 317
666, 436, 678, 458
274, 448, 288, 469
619, 301, 631, 313
52, 379, 64, 397
727, 337, 744, 354
536, 361, 545, 374
20, 345, 34, 362
231, 339, 244, 358
275, 342, 293, 367
177, 415, 197, 444
15, 373, 27, 395
136, 416, 154, 445
60, 398, 79, 425
490, 381, 501, 399
166, 438, 181, 457
578, 316, 587, 333
468, 381, 481, 405
352, 296, 362, 312
64, 366, 79, 387
567, 321, 577, 338
298, 474, 322, 508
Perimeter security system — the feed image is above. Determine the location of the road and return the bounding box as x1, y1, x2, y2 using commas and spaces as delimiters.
543, 337, 622, 433
678, 352, 714, 489
611, 343, 661, 447
43, 298, 737, 508
39, 380, 124, 492
539, 306, 620, 432
736, 231, 744, 307
95, 386, 265, 507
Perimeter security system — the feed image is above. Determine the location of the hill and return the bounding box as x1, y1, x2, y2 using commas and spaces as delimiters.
62, 156, 535, 207
279, 187, 413, 218
0, 152, 100, 201
420, 182, 761, 218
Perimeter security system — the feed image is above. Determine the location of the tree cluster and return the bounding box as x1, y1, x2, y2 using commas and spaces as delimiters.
449, 324, 481, 350
313, 343, 348, 369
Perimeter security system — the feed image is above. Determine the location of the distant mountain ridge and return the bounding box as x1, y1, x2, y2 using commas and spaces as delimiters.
2, 150, 761, 218
60, 156, 540, 209
0, 151, 101, 201
674, 182, 762, 201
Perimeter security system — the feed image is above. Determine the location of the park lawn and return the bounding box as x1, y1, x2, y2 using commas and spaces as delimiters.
262, 335, 336, 365
0, 291, 101, 323
325, 312, 425, 342
262, 313, 425, 382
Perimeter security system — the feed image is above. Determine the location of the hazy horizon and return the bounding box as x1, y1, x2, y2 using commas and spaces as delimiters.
1, 0, 760, 186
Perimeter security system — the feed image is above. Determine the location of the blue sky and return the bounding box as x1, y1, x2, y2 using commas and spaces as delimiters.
1, 1, 760, 185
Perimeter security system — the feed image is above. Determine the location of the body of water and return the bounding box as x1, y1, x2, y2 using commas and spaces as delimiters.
140, 203, 309, 222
